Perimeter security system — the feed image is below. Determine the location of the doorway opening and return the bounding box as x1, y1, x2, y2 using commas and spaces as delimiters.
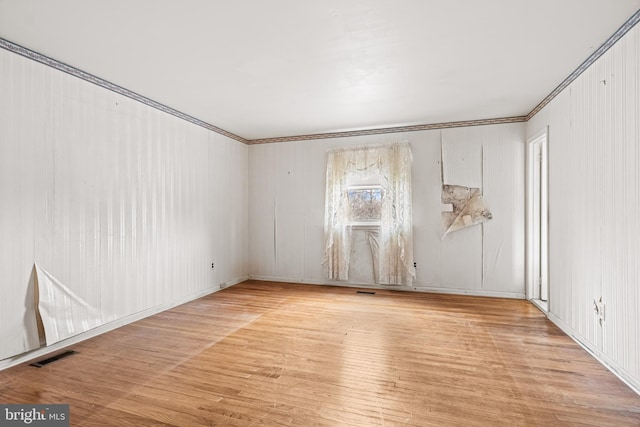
527, 128, 549, 312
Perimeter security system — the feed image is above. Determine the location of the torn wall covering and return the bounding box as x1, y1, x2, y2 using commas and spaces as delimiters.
440, 139, 492, 237
441, 185, 492, 237
436, 126, 523, 294
34, 264, 104, 345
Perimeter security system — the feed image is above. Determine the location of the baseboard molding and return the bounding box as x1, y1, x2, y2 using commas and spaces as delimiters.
410, 285, 524, 299
249, 274, 426, 289
248, 275, 525, 299
547, 312, 640, 397
0, 275, 249, 371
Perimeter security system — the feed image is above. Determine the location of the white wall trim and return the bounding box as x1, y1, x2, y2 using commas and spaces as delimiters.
547, 312, 640, 397
410, 285, 525, 299
249, 275, 525, 299
525, 126, 549, 303
0, 275, 249, 372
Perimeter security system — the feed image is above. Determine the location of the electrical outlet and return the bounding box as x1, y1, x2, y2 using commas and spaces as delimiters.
211, 262, 215, 269
413, 262, 417, 268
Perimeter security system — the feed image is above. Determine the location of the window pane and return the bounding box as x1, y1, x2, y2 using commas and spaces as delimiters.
347, 188, 382, 220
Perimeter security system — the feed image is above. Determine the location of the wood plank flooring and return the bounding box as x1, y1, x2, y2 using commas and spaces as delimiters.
1, 280, 639, 426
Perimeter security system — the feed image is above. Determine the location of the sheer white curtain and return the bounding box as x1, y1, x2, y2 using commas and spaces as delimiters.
323, 142, 415, 285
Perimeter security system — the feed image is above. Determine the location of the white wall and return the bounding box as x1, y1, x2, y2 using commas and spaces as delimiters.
0, 48, 249, 363
249, 123, 525, 297
526, 23, 640, 390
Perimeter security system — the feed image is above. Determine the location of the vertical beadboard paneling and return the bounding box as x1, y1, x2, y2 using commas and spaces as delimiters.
547, 89, 574, 324
0, 49, 40, 359
482, 124, 526, 294
248, 143, 278, 279
237, 137, 250, 282
602, 27, 639, 380
248, 124, 525, 297
526, 22, 640, 391
301, 140, 330, 283
440, 128, 483, 291
626, 25, 640, 381
0, 47, 248, 362
568, 53, 606, 349
211, 132, 249, 286
405, 131, 442, 288
210, 130, 225, 288
274, 143, 305, 281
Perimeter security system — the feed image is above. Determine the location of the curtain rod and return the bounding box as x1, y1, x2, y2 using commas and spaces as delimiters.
327, 140, 410, 153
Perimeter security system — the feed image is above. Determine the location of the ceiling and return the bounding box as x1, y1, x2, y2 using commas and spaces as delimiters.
1, 1, 640, 141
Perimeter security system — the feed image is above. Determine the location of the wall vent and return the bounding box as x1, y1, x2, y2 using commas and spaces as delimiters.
30, 350, 77, 368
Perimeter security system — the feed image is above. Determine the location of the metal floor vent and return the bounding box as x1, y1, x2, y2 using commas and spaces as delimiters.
356, 290, 376, 295
30, 350, 77, 368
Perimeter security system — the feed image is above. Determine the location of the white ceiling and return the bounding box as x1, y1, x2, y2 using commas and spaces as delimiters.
1, 1, 640, 141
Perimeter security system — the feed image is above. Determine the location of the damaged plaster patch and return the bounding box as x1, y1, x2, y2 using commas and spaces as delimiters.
441, 184, 492, 237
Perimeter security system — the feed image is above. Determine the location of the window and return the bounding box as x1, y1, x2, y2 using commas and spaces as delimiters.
347, 186, 383, 222
323, 142, 415, 285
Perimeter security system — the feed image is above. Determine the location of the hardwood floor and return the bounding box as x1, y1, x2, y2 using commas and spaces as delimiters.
1, 280, 639, 426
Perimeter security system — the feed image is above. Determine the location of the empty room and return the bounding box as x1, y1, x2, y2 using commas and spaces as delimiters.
1, 1, 640, 425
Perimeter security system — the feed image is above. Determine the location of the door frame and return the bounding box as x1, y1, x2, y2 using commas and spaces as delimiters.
526, 127, 549, 311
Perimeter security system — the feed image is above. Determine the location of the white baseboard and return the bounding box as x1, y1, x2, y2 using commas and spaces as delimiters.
409, 285, 524, 299
248, 275, 525, 299
547, 312, 640, 396
0, 275, 249, 371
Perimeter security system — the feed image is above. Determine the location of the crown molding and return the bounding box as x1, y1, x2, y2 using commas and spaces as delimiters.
2, 8, 639, 145
247, 116, 528, 144
526, 8, 640, 120
251, 8, 640, 144
0, 38, 248, 144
